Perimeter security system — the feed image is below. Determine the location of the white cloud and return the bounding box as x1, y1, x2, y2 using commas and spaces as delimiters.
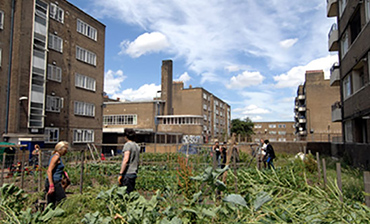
273, 54, 338, 88
92, 0, 333, 74
225, 65, 241, 72
226, 71, 264, 89
104, 70, 127, 95
175, 72, 191, 84
233, 105, 270, 115
119, 32, 169, 58
113, 84, 161, 101
280, 38, 298, 49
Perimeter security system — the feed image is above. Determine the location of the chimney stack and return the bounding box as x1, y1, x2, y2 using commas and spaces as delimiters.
161, 60, 173, 115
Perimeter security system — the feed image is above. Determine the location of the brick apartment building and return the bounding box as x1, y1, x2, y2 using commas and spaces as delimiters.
294, 70, 342, 142
103, 60, 231, 145
327, 0, 370, 143
251, 121, 296, 143
0, 0, 105, 150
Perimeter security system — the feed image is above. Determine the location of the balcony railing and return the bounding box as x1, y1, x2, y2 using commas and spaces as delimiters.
331, 101, 342, 122
328, 23, 339, 51
298, 94, 306, 100
330, 62, 340, 86
298, 106, 306, 112
327, 0, 338, 17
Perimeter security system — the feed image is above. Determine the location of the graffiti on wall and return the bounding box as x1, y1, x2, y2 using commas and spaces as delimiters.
182, 135, 203, 144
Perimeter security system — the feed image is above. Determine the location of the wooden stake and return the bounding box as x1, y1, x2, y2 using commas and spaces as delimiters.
21, 149, 25, 189
336, 163, 343, 202
364, 171, 370, 207
322, 158, 327, 188
38, 150, 42, 192
316, 152, 321, 183
1, 153, 6, 187
80, 149, 85, 194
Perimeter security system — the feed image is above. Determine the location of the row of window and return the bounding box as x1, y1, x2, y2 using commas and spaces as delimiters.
46, 96, 96, 117
45, 128, 94, 143
161, 117, 202, 125
103, 115, 137, 125
47, 63, 96, 91
254, 124, 287, 129
49, 2, 98, 42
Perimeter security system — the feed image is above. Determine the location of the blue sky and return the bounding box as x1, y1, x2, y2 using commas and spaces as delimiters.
68, 0, 338, 122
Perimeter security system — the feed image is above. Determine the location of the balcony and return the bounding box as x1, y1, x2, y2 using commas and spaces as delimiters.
330, 62, 340, 86
298, 117, 306, 123
297, 94, 306, 100
298, 106, 306, 112
328, 23, 339, 51
298, 130, 307, 136
331, 101, 342, 122
327, 0, 338, 17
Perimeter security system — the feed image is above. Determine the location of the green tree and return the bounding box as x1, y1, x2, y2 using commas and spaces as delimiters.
231, 118, 254, 142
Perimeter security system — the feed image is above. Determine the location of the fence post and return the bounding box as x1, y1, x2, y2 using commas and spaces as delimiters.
316, 152, 321, 183
336, 163, 343, 202
233, 149, 238, 193
364, 171, 370, 207
21, 149, 25, 189
38, 150, 42, 192
1, 153, 6, 186
322, 158, 327, 188
80, 148, 85, 194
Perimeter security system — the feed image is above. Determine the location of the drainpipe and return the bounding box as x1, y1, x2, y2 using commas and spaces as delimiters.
5, 0, 16, 135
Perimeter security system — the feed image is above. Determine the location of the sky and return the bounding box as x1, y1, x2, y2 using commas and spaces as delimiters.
68, 0, 338, 122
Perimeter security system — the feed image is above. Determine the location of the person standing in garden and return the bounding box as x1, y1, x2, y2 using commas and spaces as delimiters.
118, 129, 140, 194
45, 141, 69, 205
31, 144, 41, 168
220, 142, 227, 168
264, 139, 276, 170
212, 140, 221, 167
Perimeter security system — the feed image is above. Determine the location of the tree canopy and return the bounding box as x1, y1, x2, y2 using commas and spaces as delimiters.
231, 118, 254, 140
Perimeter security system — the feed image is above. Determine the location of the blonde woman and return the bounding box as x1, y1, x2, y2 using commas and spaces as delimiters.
45, 141, 69, 205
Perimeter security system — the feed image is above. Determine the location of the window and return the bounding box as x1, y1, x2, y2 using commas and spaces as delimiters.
344, 120, 353, 142
341, 30, 349, 58
268, 124, 276, 128
203, 104, 207, 110
352, 68, 365, 92
203, 115, 207, 120
49, 3, 64, 23
45, 128, 59, 143
278, 124, 286, 128
278, 131, 286, 135
254, 124, 262, 129
47, 64, 62, 82
343, 74, 352, 99
76, 46, 96, 66
48, 33, 63, 52
74, 101, 95, 117
366, 0, 370, 23
349, 10, 361, 44
77, 19, 97, 41
0, 10, 4, 29
73, 129, 94, 143
75, 73, 96, 91
103, 115, 137, 125
203, 93, 207, 99
269, 131, 277, 134
46, 95, 63, 112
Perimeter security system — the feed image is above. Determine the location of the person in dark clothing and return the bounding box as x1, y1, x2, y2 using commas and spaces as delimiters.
264, 140, 276, 170
220, 142, 227, 168
212, 141, 221, 167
